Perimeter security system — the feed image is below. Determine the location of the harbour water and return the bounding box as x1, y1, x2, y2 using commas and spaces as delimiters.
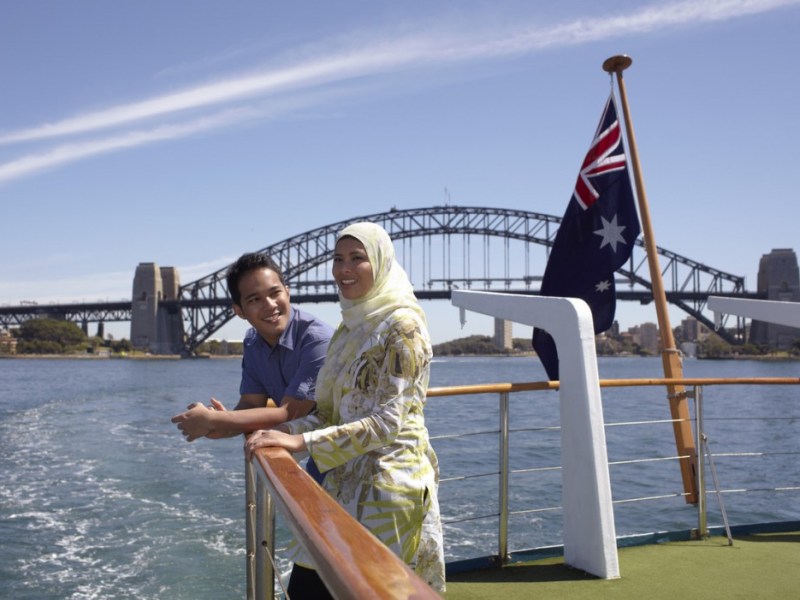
1, 356, 798, 599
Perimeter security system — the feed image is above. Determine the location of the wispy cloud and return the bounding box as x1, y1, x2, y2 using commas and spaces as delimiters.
0, 109, 259, 184
0, 0, 796, 184
0, 269, 135, 305
0, 257, 240, 305
0, 85, 358, 185
0, 43, 425, 147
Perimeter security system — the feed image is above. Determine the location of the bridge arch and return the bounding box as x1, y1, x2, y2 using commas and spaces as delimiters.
178, 206, 747, 354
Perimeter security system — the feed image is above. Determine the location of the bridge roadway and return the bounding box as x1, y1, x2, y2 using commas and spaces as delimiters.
0, 206, 756, 353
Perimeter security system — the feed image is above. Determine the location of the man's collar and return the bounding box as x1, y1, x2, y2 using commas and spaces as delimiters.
276, 306, 297, 351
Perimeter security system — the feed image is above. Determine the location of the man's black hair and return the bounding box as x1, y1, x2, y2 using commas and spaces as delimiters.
226, 253, 286, 306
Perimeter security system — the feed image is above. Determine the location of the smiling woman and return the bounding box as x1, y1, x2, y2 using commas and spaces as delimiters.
333, 235, 375, 300
245, 222, 446, 596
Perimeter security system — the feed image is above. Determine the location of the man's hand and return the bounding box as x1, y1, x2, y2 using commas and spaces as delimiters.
204, 398, 233, 439
171, 402, 215, 441
209, 398, 227, 411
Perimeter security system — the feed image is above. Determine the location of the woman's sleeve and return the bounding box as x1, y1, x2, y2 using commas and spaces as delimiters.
304, 316, 430, 473
283, 411, 324, 435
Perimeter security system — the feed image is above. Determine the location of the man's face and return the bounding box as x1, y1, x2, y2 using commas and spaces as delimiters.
232, 267, 291, 346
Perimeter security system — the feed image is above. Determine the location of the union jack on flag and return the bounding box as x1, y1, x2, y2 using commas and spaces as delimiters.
573, 99, 628, 210
532, 94, 641, 380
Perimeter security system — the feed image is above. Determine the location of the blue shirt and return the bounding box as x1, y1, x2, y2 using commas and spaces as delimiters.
240, 307, 333, 402
239, 307, 333, 483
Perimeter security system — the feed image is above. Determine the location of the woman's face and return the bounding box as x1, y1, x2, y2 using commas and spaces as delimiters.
333, 237, 375, 300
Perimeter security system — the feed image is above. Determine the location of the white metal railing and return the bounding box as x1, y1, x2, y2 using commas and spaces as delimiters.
244, 376, 799, 596
427, 376, 800, 568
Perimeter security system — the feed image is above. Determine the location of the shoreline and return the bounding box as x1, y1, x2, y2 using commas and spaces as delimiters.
2, 352, 798, 361
0, 354, 242, 360
433, 352, 800, 361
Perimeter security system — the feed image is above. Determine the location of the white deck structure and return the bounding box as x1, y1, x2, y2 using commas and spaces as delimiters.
708, 296, 800, 329
450, 290, 619, 579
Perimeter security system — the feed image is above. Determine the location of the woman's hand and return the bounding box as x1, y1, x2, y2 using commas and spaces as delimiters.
245, 428, 306, 460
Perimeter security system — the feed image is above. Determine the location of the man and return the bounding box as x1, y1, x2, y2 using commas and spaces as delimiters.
171, 252, 333, 478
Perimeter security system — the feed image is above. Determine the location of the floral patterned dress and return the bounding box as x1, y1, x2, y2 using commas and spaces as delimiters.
284, 307, 446, 592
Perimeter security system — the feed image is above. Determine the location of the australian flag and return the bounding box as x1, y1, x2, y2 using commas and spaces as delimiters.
532, 94, 640, 380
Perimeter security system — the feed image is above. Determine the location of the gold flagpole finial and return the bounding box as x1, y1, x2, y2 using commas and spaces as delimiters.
602, 55, 632, 74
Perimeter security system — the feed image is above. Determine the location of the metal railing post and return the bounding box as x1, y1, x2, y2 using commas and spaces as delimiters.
247, 458, 276, 600
498, 391, 510, 564
693, 385, 708, 539
245, 459, 256, 600
255, 475, 275, 599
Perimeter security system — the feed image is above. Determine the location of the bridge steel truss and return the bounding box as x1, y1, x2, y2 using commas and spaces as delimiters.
178, 206, 748, 355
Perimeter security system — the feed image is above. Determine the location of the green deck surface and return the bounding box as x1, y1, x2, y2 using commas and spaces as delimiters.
444, 531, 800, 599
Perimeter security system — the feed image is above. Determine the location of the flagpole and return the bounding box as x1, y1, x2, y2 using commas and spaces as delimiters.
602, 55, 698, 504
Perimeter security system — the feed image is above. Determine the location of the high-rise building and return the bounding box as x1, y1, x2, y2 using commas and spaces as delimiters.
493, 318, 512, 350
749, 249, 800, 349
638, 322, 660, 355
679, 317, 710, 343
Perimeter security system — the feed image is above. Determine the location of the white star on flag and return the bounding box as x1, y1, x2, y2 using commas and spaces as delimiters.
594, 213, 628, 252
595, 280, 611, 293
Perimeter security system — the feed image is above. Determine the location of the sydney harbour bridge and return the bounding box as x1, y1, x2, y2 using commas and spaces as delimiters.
0, 206, 756, 355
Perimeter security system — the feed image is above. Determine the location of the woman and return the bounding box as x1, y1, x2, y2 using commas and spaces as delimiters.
246, 222, 445, 596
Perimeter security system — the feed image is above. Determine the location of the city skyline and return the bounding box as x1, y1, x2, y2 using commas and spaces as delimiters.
2, 1, 799, 344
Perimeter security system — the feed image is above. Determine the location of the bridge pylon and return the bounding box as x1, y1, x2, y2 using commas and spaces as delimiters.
131, 263, 184, 354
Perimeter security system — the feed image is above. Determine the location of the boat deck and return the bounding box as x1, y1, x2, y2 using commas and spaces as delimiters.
444, 529, 800, 599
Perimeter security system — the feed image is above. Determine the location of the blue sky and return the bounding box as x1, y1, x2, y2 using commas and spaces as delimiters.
2, 0, 799, 344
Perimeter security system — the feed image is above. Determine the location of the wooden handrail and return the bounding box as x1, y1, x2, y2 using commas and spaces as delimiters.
249, 377, 799, 597
426, 377, 800, 397
251, 446, 440, 600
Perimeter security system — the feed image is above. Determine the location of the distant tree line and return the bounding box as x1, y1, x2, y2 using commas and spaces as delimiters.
432, 334, 641, 357
433, 331, 800, 358
5, 319, 798, 359
14, 319, 86, 354
196, 339, 244, 356
432, 335, 532, 356
0, 318, 246, 357
693, 335, 800, 359
4, 318, 132, 355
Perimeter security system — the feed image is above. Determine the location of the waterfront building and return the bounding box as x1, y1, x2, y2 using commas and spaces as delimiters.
638, 322, 660, 355
493, 318, 513, 350
749, 249, 800, 350
0, 329, 17, 354
678, 317, 710, 343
